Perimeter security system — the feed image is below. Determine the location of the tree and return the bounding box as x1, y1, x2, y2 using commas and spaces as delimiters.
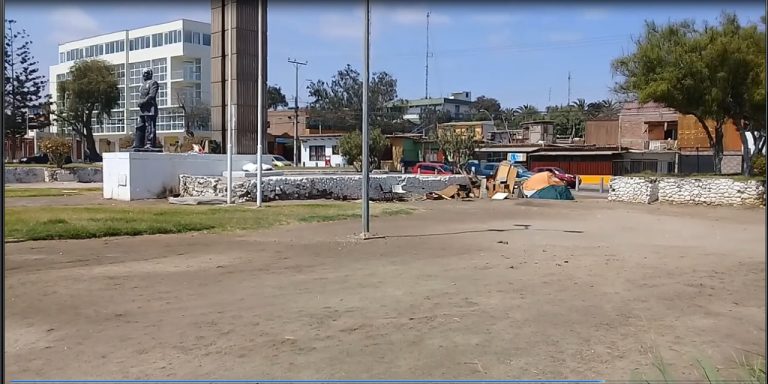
4, 19, 46, 160
54, 59, 120, 162
338, 128, 389, 171
509, 104, 542, 128
471, 95, 501, 115
307, 64, 398, 130
267, 85, 288, 110
612, 12, 765, 174
176, 91, 210, 138
434, 126, 476, 166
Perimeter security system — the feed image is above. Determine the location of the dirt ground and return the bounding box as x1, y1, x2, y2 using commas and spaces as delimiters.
5, 198, 765, 380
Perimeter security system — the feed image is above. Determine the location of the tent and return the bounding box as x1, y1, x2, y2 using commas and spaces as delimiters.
522, 172, 574, 200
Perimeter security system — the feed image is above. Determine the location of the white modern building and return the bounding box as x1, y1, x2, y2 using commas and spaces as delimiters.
48, 19, 212, 154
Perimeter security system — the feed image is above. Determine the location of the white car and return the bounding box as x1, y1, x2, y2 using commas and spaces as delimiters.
262, 154, 292, 167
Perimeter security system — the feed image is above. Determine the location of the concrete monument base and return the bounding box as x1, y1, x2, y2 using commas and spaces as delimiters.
102, 152, 262, 201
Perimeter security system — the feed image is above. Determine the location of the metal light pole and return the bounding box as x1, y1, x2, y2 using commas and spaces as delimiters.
226, 0, 234, 205
288, 58, 307, 166
256, 0, 267, 207
361, 0, 371, 236
479, 109, 494, 126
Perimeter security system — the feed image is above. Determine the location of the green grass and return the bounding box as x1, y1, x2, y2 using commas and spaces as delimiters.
632, 348, 766, 384
3, 203, 414, 242
4, 187, 102, 198
4, 162, 102, 168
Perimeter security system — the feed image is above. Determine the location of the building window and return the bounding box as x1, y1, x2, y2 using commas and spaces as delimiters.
309, 145, 325, 161
128, 60, 151, 86
158, 83, 168, 107
151, 58, 167, 82
192, 32, 201, 44
152, 33, 164, 48
332, 145, 339, 155
183, 31, 193, 43
59, 52, 65, 63
202, 33, 211, 46
164, 30, 182, 44
118, 40, 125, 52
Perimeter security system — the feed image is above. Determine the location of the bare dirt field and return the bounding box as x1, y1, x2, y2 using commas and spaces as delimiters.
5, 199, 765, 380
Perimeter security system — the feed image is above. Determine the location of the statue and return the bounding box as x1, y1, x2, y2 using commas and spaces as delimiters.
132, 69, 162, 151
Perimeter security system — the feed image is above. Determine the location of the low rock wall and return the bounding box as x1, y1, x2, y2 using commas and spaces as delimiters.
179, 174, 471, 202
608, 176, 659, 204
609, 176, 765, 206
5, 167, 102, 183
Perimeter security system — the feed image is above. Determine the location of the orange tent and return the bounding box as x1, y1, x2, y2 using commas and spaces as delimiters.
522, 171, 565, 197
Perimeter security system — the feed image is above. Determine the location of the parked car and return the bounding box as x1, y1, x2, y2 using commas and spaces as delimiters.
412, 162, 453, 175
19, 153, 73, 165
262, 154, 292, 167
512, 164, 535, 179
531, 166, 581, 188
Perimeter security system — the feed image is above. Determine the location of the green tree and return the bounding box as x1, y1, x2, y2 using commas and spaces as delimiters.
433, 126, 476, 166
470, 95, 502, 121
54, 59, 120, 162
307, 65, 399, 131
338, 128, 389, 171
4, 19, 47, 161
612, 12, 764, 174
267, 85, 288, 110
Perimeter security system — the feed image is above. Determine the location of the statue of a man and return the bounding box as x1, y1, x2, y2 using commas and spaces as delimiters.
132, 69, 161, 150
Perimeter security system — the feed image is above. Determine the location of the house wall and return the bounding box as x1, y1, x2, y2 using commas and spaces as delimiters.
618, 104, 678, 149
530, 155, 618, 175
677, 115, 742, 152
267, 109, 308, 137
585, 120, 619, 146
301, 137, 344, 167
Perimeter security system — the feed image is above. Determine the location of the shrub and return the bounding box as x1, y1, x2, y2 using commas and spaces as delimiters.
339, 128, 389, 171
39, 136, 73, 168
751, 154, 765, 176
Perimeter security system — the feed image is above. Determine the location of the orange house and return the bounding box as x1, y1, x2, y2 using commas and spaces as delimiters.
677, 115, 743, 153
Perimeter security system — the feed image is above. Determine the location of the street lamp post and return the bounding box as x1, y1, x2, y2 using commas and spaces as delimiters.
361, 0, 371, 236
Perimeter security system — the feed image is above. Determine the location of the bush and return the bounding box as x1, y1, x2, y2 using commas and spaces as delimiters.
39, 136, 73, 168
751, 154, 765, 176
339, 128, 389, 171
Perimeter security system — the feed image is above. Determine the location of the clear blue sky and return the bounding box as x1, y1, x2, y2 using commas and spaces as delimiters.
6, 1, 765, 110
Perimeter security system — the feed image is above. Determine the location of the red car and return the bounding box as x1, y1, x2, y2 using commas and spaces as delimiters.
411, 162, 454, 175
531, 166, 581, 189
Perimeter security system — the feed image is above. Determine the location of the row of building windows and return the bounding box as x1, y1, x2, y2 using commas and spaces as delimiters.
59, 30, 211, 63
91, 107, 211, 134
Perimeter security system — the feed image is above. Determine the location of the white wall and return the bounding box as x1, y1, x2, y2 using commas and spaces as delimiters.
301, 137, 345, 167
103, 152, 260, 200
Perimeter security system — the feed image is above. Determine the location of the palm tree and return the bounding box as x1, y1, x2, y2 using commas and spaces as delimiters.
599, 99, 621, 118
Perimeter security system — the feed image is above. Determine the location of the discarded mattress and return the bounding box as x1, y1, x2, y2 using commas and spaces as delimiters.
522, 172, 574, 200
243, 162, 274, 172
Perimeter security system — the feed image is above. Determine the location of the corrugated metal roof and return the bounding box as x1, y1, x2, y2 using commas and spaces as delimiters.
476, 147, 542, 153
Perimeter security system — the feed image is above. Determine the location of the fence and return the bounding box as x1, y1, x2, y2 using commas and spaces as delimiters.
612, 160, 675, 176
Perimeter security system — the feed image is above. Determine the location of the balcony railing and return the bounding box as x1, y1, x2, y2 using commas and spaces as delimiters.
647, 140, 678, 151
170, 69, 201, 82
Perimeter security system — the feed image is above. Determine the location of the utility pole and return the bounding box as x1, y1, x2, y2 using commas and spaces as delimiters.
288, 58, 307, 167
361, 0, 371, 236
256, 0, 267, 207
425, 12, 433, 99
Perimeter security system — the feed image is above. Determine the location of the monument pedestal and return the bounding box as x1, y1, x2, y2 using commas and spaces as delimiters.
102, 152, 260, 201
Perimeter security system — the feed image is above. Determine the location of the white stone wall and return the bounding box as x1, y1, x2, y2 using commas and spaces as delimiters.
5, 167, 102, 183
608, 176, 659, 204
659, 178, 765, 206
609, 176, 766, 206
179, 174, 471, 202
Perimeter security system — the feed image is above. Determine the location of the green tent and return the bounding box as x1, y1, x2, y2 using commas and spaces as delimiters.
529, 185, 574, 200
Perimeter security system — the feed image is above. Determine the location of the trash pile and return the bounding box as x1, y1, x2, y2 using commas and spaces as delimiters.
423, 160, 575, 201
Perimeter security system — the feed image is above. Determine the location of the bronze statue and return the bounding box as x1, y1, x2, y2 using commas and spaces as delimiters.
132, 68, 162, 151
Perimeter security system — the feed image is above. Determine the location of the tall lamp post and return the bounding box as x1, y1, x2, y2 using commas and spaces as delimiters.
361, 0, 371, 236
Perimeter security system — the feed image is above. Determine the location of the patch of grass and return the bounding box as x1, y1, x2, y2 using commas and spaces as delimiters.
632, 348, 766, 384
4, 203, 414, 242
4, 187, 102, 198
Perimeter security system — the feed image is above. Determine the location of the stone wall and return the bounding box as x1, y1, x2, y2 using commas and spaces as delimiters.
608, 176, 659, 204
658, 178, 765, 206
5, 167, 102, 183
179, 174, 471, 202
609, 176, 765, 206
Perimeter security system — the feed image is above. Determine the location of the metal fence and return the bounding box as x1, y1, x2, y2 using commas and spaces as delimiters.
612, 160, 675, 176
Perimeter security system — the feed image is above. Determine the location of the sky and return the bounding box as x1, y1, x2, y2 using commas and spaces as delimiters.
5, 0, 765, 110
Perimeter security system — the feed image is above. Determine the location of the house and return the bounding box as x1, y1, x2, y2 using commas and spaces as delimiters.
617, 102, 678, 150
300, 134, 345, 167
437, 121, 494, 141
676, 115, 744, 174
585, 119, 619, 146
385, 91, 474, 123
488, 120, 556, 145
49, 19, 213, 158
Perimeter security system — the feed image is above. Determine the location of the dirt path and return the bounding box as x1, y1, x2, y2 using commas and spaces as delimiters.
5, 199, 765, 380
